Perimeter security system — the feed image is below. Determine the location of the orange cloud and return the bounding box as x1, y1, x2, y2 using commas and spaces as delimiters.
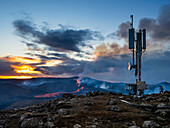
1, 56, 41, 64
94, 43, 129, 57
0, 55, 65, 79
11, 65, 41, 74
0, 76, 34, 79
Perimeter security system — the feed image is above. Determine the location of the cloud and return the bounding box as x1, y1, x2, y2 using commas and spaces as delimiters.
78, 51, 170, 83
139, 4, 170, 42
0, 59, 17, 76
142, 51, 170, 83
47, 52, 69, 60
78, 55, 135, 82
13, 20, 103, 52
36, 59, 85, 76
117, 21, 130, 40
94, 43, 129, 57
0, 56, 45, 76
1, 56, 41, 64
94, 21, 130, 58
3, 4, 169, 84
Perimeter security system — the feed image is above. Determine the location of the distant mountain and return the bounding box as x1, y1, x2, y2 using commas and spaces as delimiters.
33, 77, 79, 94
145, 82, 170, 94
0, 83, 32, 110
0, 77, 170, 110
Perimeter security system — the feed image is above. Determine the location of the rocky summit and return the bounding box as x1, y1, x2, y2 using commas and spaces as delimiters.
0, 91, 170, 128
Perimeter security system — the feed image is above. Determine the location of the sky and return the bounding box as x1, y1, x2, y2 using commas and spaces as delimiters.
0, 0, 170, 83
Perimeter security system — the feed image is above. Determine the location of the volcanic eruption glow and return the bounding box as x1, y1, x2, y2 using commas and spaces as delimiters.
34, 78, 84, 98
77, 79, 81, 86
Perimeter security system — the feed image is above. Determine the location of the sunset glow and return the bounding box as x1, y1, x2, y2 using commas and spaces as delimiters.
1, 56, 41, 64
10, 65, 41, 74
0, 55, 65, 79
37, 60, 63, 67
0, 76, 34, 79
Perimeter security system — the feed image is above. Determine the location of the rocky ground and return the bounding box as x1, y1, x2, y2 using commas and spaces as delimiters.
0, 91, 170, 128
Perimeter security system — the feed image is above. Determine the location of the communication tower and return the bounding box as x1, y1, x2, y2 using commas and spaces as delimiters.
126, 15, 147, 95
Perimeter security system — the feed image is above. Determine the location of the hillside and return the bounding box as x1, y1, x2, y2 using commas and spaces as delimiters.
0, 91, 170, 128
0, 77, 170, 110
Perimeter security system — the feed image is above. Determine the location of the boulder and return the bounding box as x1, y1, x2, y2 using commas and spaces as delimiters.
157, 103, 166, 108
93, 90, 101, 96
46, 121, 55, 128
119, 96, 124, 99
140, 103, 152, 107
62, 93, 74, 99
89, 125, 96, 128
20, 114, 28, 122
0, 120, 6, 125
155, 109, 168, 117
107, 106, 120, 112
107, 98, 119, 105
57, 109, 68, 115
21, 117, 43, 128
160, 111, 167, 117
84, 100, 95, 106
142, 120, 160, 128
86, 92, 93, 97
128, 126, 140, 128
156, 116, 166, 121
73, 124, 82, 128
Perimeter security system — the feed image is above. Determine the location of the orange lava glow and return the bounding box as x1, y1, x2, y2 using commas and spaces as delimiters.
34, 78, 84, 98
0, 76, 34, 79
77, 79, 81, 86
34, 88, 83, 98
11, 65, 41, 74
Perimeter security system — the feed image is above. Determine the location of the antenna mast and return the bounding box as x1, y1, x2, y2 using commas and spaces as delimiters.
127, 15, 147, 95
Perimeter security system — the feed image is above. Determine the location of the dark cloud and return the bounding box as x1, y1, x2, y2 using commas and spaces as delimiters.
141, 51, 170, 83
78, 51, 170, 83
13, 20, 41, 39
26, 52, 69, 61
117, 21, 130, 39
36, 59, 85, 76
13, 20, 103, 52
47, 53, 69, 60
139, 4, 170, 42
0, 59, 17, 76
84, 55, 130, 73
34, 54, 60, 60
